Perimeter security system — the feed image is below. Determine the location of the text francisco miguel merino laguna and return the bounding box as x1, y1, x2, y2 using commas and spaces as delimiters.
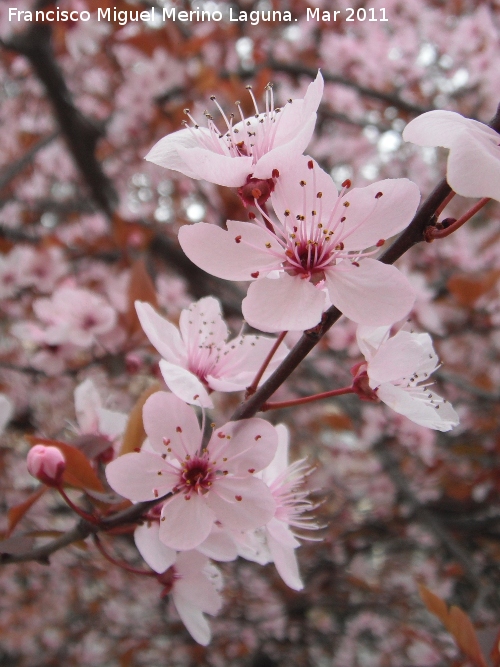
9, 5, 349, 25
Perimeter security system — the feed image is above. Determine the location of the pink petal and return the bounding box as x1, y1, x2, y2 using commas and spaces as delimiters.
242, 273, 326, 333
143, 391, 202, 458
178, 221, 280, 281
324, 259, 415, 325
179, 296, 228, 349
159, 493, 215, 551
402, 110, 487, 148
105, 451, 176, 501
271, 155, 338, 227
447, 128, 500, 201
367, 332, 433, 385
261, 423, 290, 485
197, 525, 238, 562
253, 114, 317, 179
159, 360, 213, 409
355, 325, 391, 361
339, 179, 420, 251
175, 551, 223, 613
144, 127, 211, 179
74, 379, 101, 433
176, 146, 253, 186
134, 522, 177, 573
267, 530, 303, 591
98, 408, 128, 440
173, 597, 211, 645
135, 301, 186, 363
209, 418, 278, 474
377, 383, 459, 431
207, 476, 276, 531
302, 70, 324, 115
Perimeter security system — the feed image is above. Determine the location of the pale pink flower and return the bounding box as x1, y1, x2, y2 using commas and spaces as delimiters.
179, 156, 419, 332
32, 287, 117, 347
355, 325, 459, 431
105, 391, 277, 551
261, 424, 318, 590
145, 72, 324, 193
73, 379, 128, 460
403, 110, 500, 202
136, 297, 288, 408
27, 444, 66, 486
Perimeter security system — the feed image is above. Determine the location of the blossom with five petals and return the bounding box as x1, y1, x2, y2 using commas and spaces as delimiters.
354, 325, 459, 431
136, 297, 288, 409
179, 156, 419, 332
403, 110, 500, 202
105, 391, 277, 551
145, 73, 324, 193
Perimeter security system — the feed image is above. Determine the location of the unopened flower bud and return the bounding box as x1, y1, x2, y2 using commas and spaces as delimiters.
27, 445, 66, 486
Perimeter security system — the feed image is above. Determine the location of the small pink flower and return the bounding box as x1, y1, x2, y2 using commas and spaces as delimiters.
403, 110, 500, 202
0, 394, 14, 436
27, 445, 66, 486
145, 72, 324, 192
354, 325, 459, 431
136, 297, 288, 408
106, 392, 277, 551
179, 156, 419, 332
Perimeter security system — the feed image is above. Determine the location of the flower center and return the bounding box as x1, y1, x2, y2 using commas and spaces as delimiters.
177, 454, 215, 496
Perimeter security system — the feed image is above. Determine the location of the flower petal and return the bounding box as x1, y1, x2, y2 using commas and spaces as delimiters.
207, 476, 276, 531
367, 332, 434, 385
172, 596, 212, 645
159, 493, 215, 551
447, 128, 500, 201
209, 418, 278, 474
179, 296, 228, 350
144, 127, 204, 178
261, 423, 290, 485
143, 391, 201, 458
324, 259, 415, 325
135, 301, 186, 364
159, 360, 213, 409
105, 451, 176, 501
174, 551, 223, 613
177, 146, 253, 186
402, 110, 490, 148
197, 525, 238, 562
377, 382, 459, 431
243, 273, 326, 333
339, 179, 420, 251
134, 522, 177, 573
178, 221, 280, 281
267, 528, 303, 591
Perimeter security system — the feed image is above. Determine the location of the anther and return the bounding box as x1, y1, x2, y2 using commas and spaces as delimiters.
343, 201, 350, 207
284, 209, 290, 217
308, 160, 314, 169
317, 192, 323, 198
248, 212, 256, 220
272, 169, 280, 178
235, 236, 242, 243
251, 271, 260, 278
342, 179, 352, 188
375, 192, 383, 199
376, 239, 385, 247
300, 180, 307, 187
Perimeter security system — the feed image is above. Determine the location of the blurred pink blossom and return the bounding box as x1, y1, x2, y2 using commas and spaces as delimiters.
27, 444, 66, 486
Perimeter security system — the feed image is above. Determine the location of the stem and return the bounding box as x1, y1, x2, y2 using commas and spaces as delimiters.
434, 190, 455, 217
262, 386, 354, 411
57, 486, 99, 525
93, 535, 156, 577
429, 197, 490, 239
246, 331, 287, 397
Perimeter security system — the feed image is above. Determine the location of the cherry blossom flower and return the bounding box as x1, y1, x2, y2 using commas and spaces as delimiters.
179, 156, 419, 332
73, 379, 128, 461
402, 110, 500, 202
354, 325, 459, 431
136, 297, 288, 408
145, 72, 324, 196
27, 445, 66, 486
31, 287, 117, 347
260, 424, 318, 590
105, 391, 277, 551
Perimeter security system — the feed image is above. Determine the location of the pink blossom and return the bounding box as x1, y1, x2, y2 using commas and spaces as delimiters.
27, 444, 66, 486
32, 287, 117, 347
145, 72, 323, 191
179, 156, 419, 332
105, 391, 277, 551
403, 110, 500, 202
136, 297, 288, 408
355, 325, 459, 431
261, 424, 318, 590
